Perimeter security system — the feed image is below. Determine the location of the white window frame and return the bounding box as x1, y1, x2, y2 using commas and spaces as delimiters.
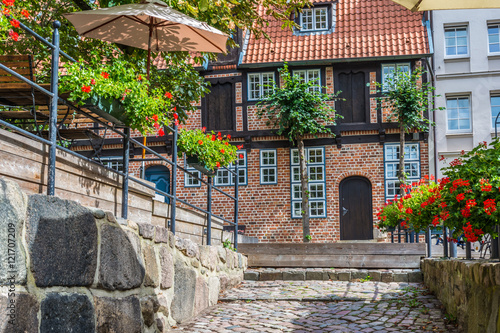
293, 69, 321, 92
446, 96, 471, 133
214, 150, 247, 186
488, 23, 500, 55
290, 147, 326, 218
300, 7, 328, 32
248, 72, 275, 101
384, 143, 420, 201
100, 157, 124, 172
260, 149, 277, 185
381, 63, 410, 92
444, 25, 469, 58
184, 164, 201, 187
491, 95, 500, 129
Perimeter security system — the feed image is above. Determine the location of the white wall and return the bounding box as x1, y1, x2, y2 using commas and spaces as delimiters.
431, 9, 500, 177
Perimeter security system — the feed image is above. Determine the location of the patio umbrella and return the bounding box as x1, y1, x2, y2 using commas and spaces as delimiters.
391, 0, 500, 11
64, 0, 228, 78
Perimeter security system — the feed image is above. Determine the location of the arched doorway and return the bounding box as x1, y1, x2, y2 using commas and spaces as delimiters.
145, 165, 170, 203
339, 176, 373, 240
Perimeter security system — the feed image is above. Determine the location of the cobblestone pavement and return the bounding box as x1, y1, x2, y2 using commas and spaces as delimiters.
169, 281, 458, 332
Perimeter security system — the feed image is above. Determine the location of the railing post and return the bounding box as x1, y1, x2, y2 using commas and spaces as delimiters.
233, 159, 239, 250
170, 121, 178, 234
47, 21, 61, 196
466, 241, 472, 260
397, 225, 401, 243
207, 176, 212, 246
426, 227, 432, 258
121, 127, 130, 219
443, 226, 449, 257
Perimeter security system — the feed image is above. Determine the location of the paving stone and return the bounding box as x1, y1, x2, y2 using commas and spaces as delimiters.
244, 271, 259, 281
393, 273, 409, 283
381, 272, 394, 283
352, 270, 369, 280
408, 271, 423, 283
306, 271, 326, 280
260, 271, 283, 281
283, 270, 305, 281
338, 271, 351, 281
367, 271, 382, 281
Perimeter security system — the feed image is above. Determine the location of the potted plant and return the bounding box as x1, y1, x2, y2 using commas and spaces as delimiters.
59, 59, 174, 134
177, 128, 240, 175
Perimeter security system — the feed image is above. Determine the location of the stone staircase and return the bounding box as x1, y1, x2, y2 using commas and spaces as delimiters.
244, 267, 423, 283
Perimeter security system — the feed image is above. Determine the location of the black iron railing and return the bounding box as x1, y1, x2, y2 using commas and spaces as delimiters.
0, 20, 240, 248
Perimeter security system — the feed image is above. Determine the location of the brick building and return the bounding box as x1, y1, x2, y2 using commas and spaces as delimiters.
80, 0, 432, 243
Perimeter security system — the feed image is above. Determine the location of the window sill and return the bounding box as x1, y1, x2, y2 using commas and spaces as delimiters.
488, 54, 500, 60
445, 132, 473, 138
444, 56, 470, 63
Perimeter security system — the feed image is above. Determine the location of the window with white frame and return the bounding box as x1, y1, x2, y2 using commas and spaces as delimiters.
384, 143, 420, 201
491, 95, 500, 129
184, 165, 201, 187
215, 150, 247, 186
100, 157, 124, 172
488, 24, 500, 54
446, 96, 471, 132
293, 69, 321, 92
260, 149, 277, 184
445, 26, 468, 57
290, 147, 326, 218
248, 72, 274, 100
301, 7, 328, 31
381, 63, 410, 91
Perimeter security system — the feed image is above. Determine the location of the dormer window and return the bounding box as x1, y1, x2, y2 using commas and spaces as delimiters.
301, 7, 328, 31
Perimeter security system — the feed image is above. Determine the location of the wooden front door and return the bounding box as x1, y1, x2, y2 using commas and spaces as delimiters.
339, 176, 373, 240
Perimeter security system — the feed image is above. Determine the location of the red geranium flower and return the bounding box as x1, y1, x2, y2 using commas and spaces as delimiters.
101, 72, 109, 79
164, 92, 172, 99
21, 9, 29, 18
153, 122, 160, 130
81, 85, 91, 93
211, 135, 216, 141
220, 149, 225, 154
216, 162, 220, 168
3, 8, 10, 15
227, 134, 231, 139
198, 140, 203, 145
237, 145, 243, 149
455, 193, 465, 202
224, 142, 229, 146
405, 208, 413, 214
173, 113, 178, 120
158, 128, 165, 137
137, 75, 142, 81
239, 154, 244, 159
152, 114, 158, 122
202, 127, 206, 132
90, 79, 96, 85
8, 30, 18, 41
2, 0, 14, 7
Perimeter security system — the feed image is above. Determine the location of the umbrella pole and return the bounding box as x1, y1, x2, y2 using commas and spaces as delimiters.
143, 18, 154, 163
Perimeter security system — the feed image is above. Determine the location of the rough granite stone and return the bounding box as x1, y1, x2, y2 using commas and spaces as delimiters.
194, 276, 209, 315
105, 211, 117, 224
0, 178, 27, 285
94, 296, 141, 333
143, 243, 159, 287
218, 246, 227, 263
89, 208, 105, 219
238, 253, 243, 269
159, 245, 174, 289
40, 293, 94, 333
98, 224, 145, 290
0, 292, 39, 333
154, 226, 169, 244
171, 260, 197, 323
368, 270, 382, 281
208, 276, 220, 306
156, 317, 166, 333
183, 239, 200, 258
260, 271, 283, 281
328, 271, 339, 281
157, 295, 170, 318
219, 274, 230, 290
200, 246, 217, 271
283, 270, 305, 281
137, 222, 155, 239
244, 271, 259, 281
225, 249, 234, 268
26, 195, 97, 287
140, 296, 160, 327
168, 231, 175, 248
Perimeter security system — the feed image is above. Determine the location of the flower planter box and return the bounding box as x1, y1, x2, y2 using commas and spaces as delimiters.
186, 155, 217, 176
82, 95, 129, 126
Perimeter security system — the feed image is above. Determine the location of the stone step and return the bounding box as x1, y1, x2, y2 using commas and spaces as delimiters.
244, 268, 423, 283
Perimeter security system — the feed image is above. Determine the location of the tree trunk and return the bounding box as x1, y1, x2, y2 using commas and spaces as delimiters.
399, 123, 406, 188
298, 136, 311, 242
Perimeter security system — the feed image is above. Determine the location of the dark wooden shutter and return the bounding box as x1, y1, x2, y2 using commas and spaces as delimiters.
337, 71, 366, 123
205, 82, 234, 131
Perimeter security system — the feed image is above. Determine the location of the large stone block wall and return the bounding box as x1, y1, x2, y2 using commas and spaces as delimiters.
0, 178, 247, 333
421, 259, 500, 333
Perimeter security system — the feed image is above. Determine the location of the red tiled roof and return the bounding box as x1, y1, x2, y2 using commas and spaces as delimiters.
241, 0, 429, 65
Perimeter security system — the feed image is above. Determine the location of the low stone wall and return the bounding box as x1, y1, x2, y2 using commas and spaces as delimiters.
421, 258, 500, 333
0, 178, 247, 332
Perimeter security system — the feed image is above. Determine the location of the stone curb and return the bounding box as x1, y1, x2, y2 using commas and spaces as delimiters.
244, 268, 423, 283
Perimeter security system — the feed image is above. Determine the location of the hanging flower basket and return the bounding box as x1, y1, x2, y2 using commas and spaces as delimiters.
82, 95, 128, 126
186, 155, 217, 176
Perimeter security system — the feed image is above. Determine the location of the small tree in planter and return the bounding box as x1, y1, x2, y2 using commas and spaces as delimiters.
373, 68, 441, 186
257, 63, 340, 242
